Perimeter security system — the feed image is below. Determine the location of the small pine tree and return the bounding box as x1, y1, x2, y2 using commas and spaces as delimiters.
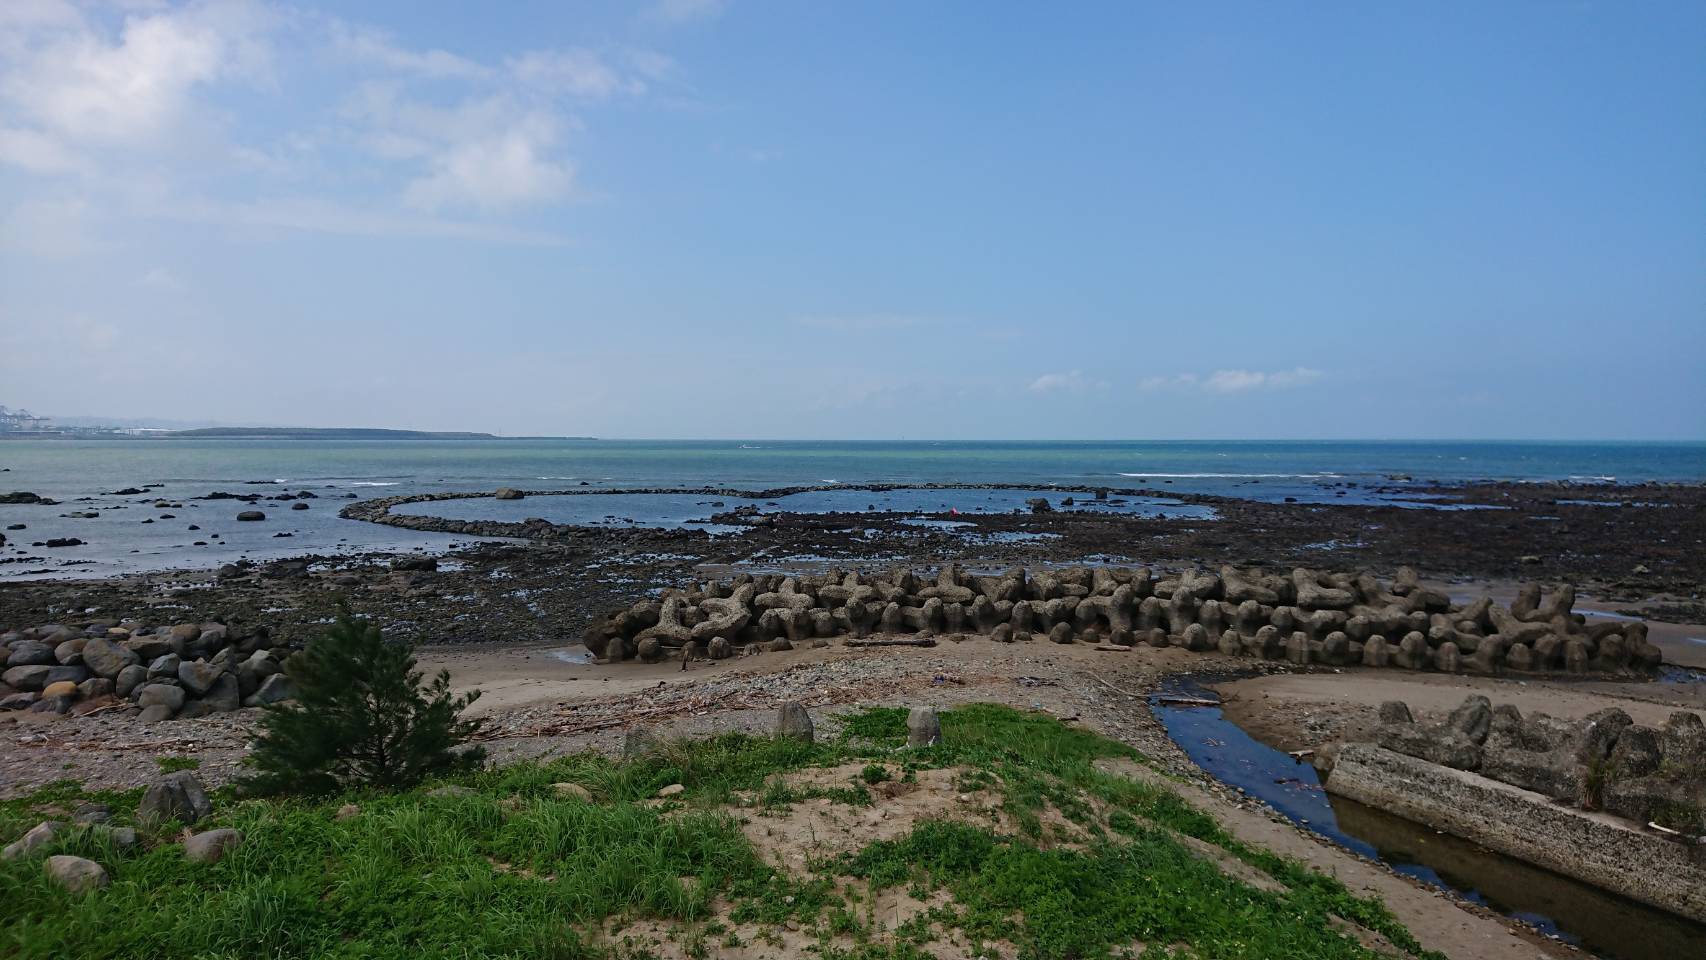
241, 610, 484, 795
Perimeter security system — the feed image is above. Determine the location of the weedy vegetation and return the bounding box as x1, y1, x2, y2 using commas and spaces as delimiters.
0, 704, 1439, 960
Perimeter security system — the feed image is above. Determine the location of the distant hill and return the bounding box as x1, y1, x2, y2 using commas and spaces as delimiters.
167, 427, 515, 440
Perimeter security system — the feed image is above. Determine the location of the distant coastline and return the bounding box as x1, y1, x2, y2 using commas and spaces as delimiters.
163, 427, 592, 441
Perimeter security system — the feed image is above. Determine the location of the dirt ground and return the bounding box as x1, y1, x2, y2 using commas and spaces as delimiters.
4, 631, 1637, 959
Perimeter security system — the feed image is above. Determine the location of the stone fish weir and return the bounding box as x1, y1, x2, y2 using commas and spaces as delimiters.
1319, 695, 1706, 923
581, 562, 1664, 674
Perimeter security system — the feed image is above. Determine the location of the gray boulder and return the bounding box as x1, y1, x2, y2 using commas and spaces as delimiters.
124, 634, 172, 661
177, 660, 224, 697
3, 665, 52, 691
200, 673, 241, 712
114, 664, 147, 698
906, 706, 942, 747
138, 704, 176, 723
147, 653, 181, 679
136, 683, 186, 713
774, 702, 814, 742
139, 771, 212, 827
2, 820, 63, 860
237, 652, 279, 696
79, 637, 138, 679
183, 829, 243, 865
44, 855, 108, 893
7, 641, 54, 667
243, 673, 297, 707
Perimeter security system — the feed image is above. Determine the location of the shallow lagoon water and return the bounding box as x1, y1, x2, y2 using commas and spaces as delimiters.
1150, 676, 1706, 960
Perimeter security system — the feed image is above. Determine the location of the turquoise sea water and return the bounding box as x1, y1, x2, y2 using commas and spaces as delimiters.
1, 438, 1701, 579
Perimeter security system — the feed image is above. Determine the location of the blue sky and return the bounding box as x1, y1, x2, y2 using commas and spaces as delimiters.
2, 0, 1702, 439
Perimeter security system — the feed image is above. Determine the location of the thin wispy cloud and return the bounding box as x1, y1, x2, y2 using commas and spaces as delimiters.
644, 0, 728, 27
1029, 370, 1090, 394
797, 314, 924, 333
1138, 367, 1326, 394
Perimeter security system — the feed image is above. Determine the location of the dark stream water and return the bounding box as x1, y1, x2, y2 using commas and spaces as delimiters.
1149, 676, 1706, 960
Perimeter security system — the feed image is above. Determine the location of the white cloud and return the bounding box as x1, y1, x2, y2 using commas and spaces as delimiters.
1139, 367, 1325, 394
1205, 367, 1324, 392
644, 0, 727, 26
402, 115, 573, 212
1029, 370, 1085, 394
327, 20, 487, 80
0, 3, 675, 239
0, 1, 271, 152
507, 49, 645, 98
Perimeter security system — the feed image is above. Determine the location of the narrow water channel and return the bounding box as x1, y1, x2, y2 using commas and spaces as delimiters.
1149, 676, 1706, 960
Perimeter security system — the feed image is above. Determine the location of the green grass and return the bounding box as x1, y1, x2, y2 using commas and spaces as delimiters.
0, 704, 1436, 960
155, 756, 201, 774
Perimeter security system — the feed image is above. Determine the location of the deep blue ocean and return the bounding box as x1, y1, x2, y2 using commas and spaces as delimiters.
1, 438, 1701, 579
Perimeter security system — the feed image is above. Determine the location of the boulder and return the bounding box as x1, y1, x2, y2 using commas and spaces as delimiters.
148, 653, 181, 679
44, 855, 108, 894
136, 683, 186, 713
125, 636, 175, 661
41, 680, 77, 699
77, 677, 113, 700
183, 829, 243, 865
243, 673, 297, 707
79, 637, 137, 679
7, 641, 54, 667
177, 660, 224, 697
137, 704, 173, 724
494, 488, 525, 500
2, 820, 63, 860
774, 702, 814, 742
114, 664, 147, 698
236, 511, 265, 521
139, 771, 212, 827
201, 673, 241, 712
72, 803, 111, 826
2, 665, 52, 691
906, 707, 942, 747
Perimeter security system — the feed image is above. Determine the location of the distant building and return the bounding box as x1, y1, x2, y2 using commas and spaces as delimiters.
0, 406, 51, 432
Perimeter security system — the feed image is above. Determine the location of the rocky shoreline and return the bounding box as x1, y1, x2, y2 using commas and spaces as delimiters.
2, 480, 1701, 656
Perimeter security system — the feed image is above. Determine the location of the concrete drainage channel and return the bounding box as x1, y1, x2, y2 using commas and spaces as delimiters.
1149, 675, 1706, 960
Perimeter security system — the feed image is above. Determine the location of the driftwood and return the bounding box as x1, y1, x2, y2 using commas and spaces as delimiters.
844, 637, 937, 648
1154, 696, 1220, 707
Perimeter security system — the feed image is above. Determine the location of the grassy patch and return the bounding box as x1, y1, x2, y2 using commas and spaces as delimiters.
0, 704, 1435, 960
